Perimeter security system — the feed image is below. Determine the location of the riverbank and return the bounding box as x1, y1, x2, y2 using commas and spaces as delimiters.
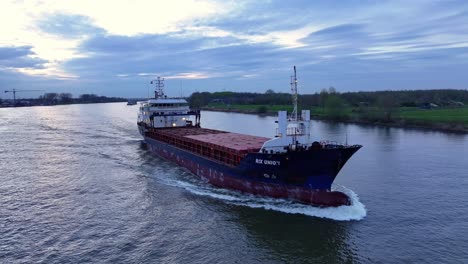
2, 105, 467, 263
0, 99, 127, 108
201, 105, 468, 134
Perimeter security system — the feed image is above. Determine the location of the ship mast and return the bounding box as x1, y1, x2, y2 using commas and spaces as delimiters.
150, 77, 165, 99
290, 66, 298, 121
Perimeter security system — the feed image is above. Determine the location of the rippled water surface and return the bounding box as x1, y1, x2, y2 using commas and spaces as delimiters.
1, 103, 467, 263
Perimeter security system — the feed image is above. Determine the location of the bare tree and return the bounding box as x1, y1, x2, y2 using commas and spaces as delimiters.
59, 93, 73, 103
43, 93, 58, 104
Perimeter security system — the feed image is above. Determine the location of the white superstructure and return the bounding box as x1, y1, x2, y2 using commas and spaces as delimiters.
138, 98, 192, 128
137, 77, 199, 135
260, 110, 312, 153
260, 66, 314, 153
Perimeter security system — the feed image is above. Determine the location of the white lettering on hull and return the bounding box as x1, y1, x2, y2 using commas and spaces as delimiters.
255, 159, 281, 166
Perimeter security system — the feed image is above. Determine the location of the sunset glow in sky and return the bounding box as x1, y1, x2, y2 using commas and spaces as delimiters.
1, 0, 467, 97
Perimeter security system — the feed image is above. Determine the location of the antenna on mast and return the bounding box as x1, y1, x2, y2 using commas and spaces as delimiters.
150, 77, 165, 99
290, 66, 298, 121
346, 128, 348, 146
179, 80, 183, 98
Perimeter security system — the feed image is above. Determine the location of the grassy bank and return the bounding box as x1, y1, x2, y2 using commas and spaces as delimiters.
399, 107, 468, 124
202, 103, 468, 133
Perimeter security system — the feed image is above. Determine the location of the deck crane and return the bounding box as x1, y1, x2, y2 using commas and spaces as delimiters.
4, 89, 44, 106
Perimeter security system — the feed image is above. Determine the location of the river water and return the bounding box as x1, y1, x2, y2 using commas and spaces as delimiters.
0, 103, 467, 263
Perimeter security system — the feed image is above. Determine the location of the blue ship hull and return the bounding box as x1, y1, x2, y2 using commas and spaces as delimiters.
143, 135, 361, 207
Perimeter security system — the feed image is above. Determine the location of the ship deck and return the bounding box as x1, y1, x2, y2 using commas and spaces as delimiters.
146, 127, 269, 166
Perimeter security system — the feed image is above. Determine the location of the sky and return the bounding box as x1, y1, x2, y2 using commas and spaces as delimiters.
1, 0, 468, 98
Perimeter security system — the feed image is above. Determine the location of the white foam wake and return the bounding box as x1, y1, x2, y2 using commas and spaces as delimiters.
155, 170, 366, 221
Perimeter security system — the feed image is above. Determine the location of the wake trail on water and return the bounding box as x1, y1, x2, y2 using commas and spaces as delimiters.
153, 170, 367, 221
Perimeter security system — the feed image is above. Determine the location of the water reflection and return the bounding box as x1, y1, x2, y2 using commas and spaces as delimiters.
375, 127, 399, 152
257, 114, 270, 119
3, 104, 467, 264
441, 131, 468, 143
135, 140, 362, 263
133, 108, 468, 263
228, 206, 359, 263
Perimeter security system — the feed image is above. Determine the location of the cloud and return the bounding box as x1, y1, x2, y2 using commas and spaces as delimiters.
37, 14, 105, 38
65, 33, 279, 78
48, 0, 231, 36
79, 33, 209, 55
309, 24, 366, 37
0, 46, 47, 69
2, 0, 231, 36
0, 0, 232, 80
166, 72, 211, 79
0, 46, 35, 60
1, 0, 468, 96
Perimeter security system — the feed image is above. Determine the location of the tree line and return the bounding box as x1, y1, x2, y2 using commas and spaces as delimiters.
1, 93, 126, 106
37, 93, 127, 105
189, 88, 468, 109
188, 88, 468, 123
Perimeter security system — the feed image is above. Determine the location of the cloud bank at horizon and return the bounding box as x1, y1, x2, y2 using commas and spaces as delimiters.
1, 0, 468, 97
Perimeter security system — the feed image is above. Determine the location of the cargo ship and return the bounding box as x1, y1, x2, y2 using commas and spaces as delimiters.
137, 68, 362, 206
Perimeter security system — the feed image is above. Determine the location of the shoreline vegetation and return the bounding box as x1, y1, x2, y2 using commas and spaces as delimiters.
189, 89, 468, 134
0, 93, 126, 108
3, 89, 467, 133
